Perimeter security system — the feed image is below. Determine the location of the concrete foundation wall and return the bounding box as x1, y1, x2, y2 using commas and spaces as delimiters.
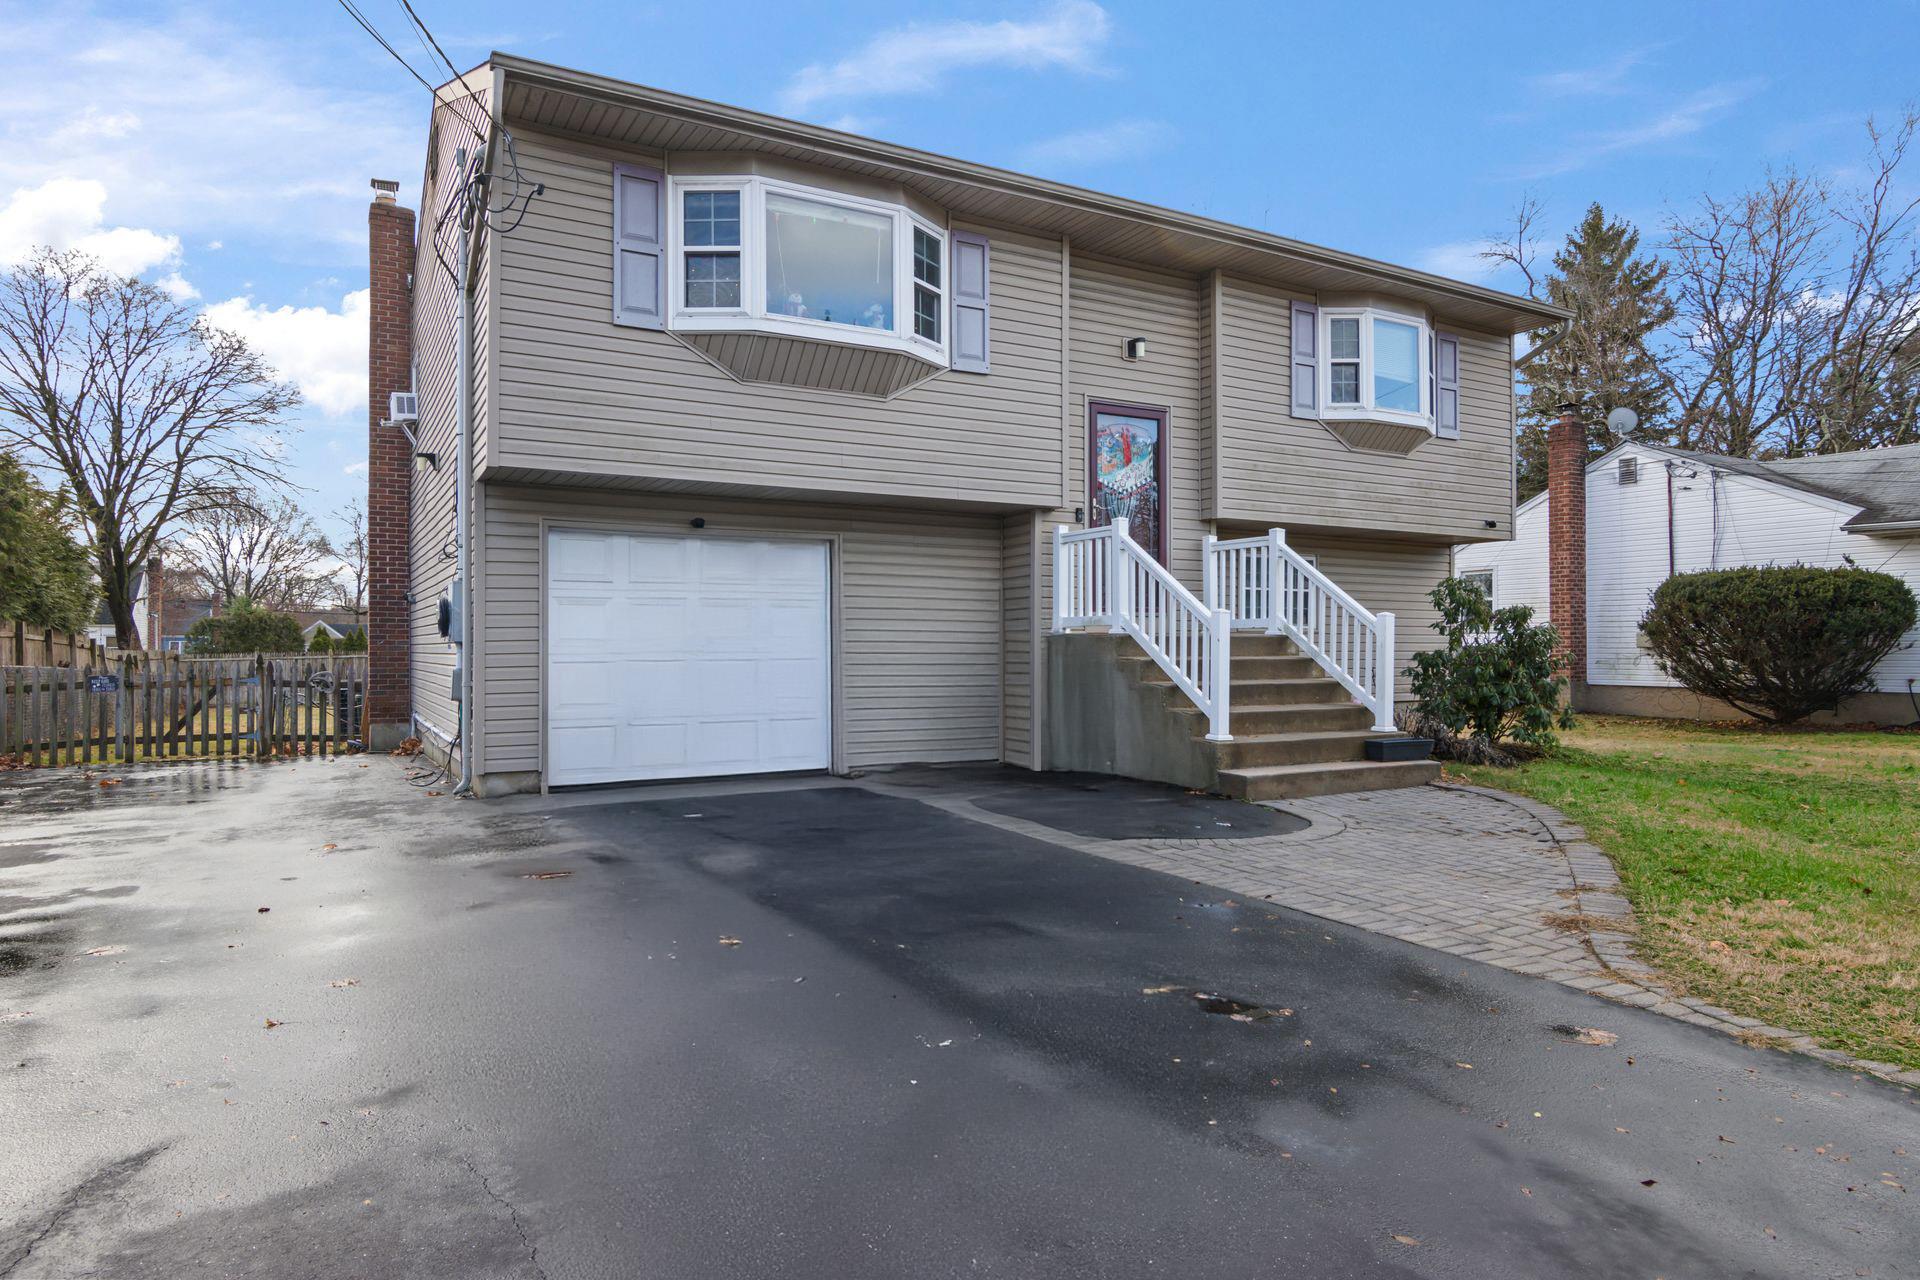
1044, 632, 1214, 788
1580, 682, 1919, 728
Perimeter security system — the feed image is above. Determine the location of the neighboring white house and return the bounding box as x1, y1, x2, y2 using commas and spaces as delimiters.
1457, 439, 1920, 724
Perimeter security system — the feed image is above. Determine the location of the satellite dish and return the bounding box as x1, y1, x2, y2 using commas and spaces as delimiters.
1605, 407, 1640, 438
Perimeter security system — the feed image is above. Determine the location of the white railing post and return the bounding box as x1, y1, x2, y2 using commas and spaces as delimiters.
1373, 611, 1396, 732
1265, 527, 1287, 634
1202, 533, 1218, 611
1110, 518, 1132, 629
1206, 607, 1233, 741
1052, 524, 1070, 632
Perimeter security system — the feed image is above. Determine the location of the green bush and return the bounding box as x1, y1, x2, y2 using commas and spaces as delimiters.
1404, 576, 1573, 758
1640, 565, 1917, 724
332, 627, 366, 653
184, 596, 305, 655
307, 631, 334, 654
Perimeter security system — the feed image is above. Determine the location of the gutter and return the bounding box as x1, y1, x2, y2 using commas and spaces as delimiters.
1514, 318, 1572, 369
1844, 518, 1920, 535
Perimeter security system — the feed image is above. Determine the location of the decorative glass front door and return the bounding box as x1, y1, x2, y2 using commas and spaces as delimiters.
1088, 402, 1168, 562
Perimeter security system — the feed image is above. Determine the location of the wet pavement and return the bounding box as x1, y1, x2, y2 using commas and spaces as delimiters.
1, 759, 1915, 1279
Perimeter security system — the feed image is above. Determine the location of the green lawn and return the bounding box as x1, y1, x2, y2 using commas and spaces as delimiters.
1451, 716, 1920, 1071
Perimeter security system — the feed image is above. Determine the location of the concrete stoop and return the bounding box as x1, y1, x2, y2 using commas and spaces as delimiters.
1046, 631, 1439, 800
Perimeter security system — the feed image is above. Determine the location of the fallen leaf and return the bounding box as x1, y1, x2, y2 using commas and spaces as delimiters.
1391, 1234, 1420, 1247
1719, 1135, 1737, 1144
1707, 940, 1730, 952
327, 978, 359, 989
1141, 984, 1181, 995
98, 778, 123, 788
1640, 1179, 1657, 1187
718, 936, 742, 947
1520, 1187, 1533, 1197
82, 945, 126, 958
320, 843, 337, 852
1560, 1026, 1619, 1046
1615, 1126, 1631, 1134
263, 1018, 282, 1029
256, 907, 270, 914
1454, 1062, 1474, 1070
425, 790, 443, 797
521, 871, 572, 880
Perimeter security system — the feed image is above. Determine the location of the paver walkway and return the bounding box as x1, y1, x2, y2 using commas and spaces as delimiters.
864, 772, 1920, 1087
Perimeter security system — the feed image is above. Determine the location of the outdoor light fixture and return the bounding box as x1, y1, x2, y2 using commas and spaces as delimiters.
414, 450, 441, 473
1124, 337, 1148, 361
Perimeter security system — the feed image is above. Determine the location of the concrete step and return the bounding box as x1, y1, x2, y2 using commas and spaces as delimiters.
1216, 759, 1442, 801
1171, 702, 1377, 734
1225, 655, 1321, 680
1228, 633, 1302, 658
1226, 677, 1351, 707
1211, 729, 1388, 769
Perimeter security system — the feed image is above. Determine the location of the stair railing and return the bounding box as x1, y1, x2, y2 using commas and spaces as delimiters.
1205, 528, 1396, 733
1054, 520, 1233, 741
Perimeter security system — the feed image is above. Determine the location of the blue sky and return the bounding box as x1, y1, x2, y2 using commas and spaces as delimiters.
2, 0, 1914, 555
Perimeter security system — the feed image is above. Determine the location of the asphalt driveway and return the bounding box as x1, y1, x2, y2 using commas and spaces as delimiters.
1, 760, 1914, 1279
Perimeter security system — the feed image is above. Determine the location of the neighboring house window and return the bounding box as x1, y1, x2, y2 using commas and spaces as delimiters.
667, 175, 948, 361
1461, 569, 1494, 602
1319, 307, 1431, 427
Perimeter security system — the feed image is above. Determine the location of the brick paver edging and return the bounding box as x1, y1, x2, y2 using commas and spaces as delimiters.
1424, 782, 1920, 1089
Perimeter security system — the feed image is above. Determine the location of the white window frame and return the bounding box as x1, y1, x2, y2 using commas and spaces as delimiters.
910, 222, 945, 346
1319, 306, 1433, 430
667, 174, 949, 363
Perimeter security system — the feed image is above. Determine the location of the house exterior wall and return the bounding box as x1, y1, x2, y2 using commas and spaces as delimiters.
1456, 440, 1920, 703
471, 485, 1006, 789
1212, 277, 1515, 542
487, 128, 1068, 510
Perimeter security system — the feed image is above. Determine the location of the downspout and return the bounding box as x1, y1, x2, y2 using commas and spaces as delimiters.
1665, 461, 1676, 578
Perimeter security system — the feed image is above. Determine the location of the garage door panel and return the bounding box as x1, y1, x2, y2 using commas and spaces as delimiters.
547, 529, 831, 786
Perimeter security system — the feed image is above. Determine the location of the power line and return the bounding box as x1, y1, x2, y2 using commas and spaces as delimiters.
391, 0, 495, 150
334, 0, 486, 148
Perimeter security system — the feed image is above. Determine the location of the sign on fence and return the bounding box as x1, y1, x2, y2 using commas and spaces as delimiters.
0, 654, 369, 767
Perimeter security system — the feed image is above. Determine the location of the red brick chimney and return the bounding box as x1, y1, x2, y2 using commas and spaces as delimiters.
1546, 403, 1587, 705
366, 179, 415, 747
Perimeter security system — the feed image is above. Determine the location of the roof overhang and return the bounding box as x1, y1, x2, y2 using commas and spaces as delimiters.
487, 54, 1569, 337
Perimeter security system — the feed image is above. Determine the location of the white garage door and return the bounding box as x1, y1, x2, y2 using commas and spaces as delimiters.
546, 529, 832, 786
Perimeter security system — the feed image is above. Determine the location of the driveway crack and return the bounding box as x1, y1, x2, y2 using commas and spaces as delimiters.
462, 1157, 546, 1280
0, 1143, 169, 1278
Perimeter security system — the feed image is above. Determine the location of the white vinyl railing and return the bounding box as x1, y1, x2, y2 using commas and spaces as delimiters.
1205, 528, 1396, 732
1053, 520, 1233, 741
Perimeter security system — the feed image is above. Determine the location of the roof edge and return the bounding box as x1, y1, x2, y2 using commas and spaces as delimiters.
489, 53, 1570, 333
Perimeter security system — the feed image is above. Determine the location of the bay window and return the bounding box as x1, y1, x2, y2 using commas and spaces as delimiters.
668, 174, 948, 360
1319, 307, 1432, 427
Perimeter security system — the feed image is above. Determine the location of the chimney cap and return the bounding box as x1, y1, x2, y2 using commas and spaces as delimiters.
371, 178, 400, 204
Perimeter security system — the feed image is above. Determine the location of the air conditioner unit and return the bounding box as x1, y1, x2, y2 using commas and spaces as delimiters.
389, 391, 419, 423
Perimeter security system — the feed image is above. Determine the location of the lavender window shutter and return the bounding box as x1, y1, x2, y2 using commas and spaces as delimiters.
950, 231, 990, 373
1290, 301, 1318, 418
1434, 333, 1461, 439
612, 163, 664, 329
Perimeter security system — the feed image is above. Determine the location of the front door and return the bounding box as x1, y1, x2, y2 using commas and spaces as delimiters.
1088, 401, 1169, 563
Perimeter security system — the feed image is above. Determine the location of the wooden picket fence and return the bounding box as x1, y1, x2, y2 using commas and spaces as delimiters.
0, 655, 368, 767
2, 621, 106, 668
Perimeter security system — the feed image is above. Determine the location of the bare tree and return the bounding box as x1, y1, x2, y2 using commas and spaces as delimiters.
171, 492, 334, 612
0, 250, 299, 646
332, 499, 368, 624
1663, 111, 1920, 457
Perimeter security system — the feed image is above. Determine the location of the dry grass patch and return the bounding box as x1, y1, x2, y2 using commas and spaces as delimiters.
1453, 716, 1920, 1069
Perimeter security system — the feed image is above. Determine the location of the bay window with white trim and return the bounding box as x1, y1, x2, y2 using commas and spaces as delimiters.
1320, 306, 1432, 428
667, 174, 948, 361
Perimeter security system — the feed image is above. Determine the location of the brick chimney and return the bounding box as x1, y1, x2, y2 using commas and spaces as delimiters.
1546, 403, 1587, 705
366, 179, 415, 748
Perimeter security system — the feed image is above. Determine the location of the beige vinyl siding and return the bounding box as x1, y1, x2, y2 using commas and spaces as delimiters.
1000, 512, 1038, 766
1068, 255, 1207, 585
1214, 276, 1515, 542
408, 97, 480, 752
476, 485, 1005, 777
486, 128, 1067, 507
1268, 532, 1451, 695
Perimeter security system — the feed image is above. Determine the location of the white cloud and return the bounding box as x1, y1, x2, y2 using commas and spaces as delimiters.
0, 177, 181, 275
1518, 80, 1765, 178
1019, 119, 1175, 170
1527, 47, 1660, 98
342, 460, 369, 476
202, 289, 369, 419
0, 10, 417, 260
1415, 239, 1510, 284
780, 0, 1111, 113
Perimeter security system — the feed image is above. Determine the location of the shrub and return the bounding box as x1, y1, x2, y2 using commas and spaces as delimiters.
1404, 576, 1573, 761
335, 627, 367, 653
184, 596, 305, 655
307, 631, 333, 654
1640, 565, 1917, 724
